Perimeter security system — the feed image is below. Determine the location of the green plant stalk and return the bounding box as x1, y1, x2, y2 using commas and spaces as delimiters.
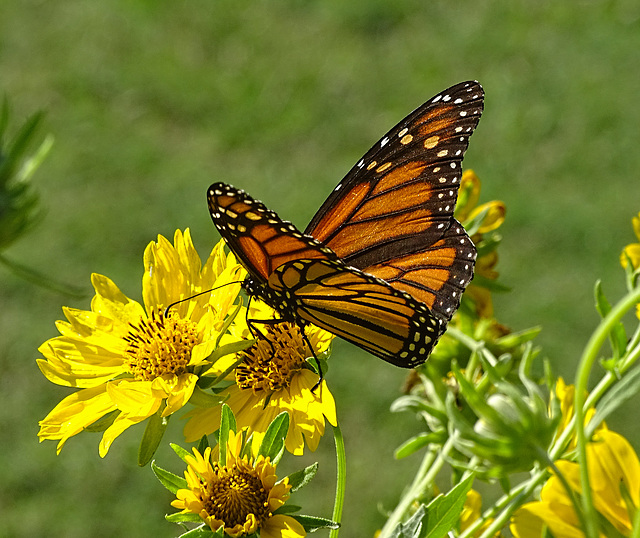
471, 329, 640, 535
632, 490, 640, 538
574, 285, 640, 538
330, 421, 346, 538
0, 253, 86, 297
378, 435, 457, 538
467, 335, 640, 538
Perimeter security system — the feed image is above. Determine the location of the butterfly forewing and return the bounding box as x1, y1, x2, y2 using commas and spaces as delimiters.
208, 183, 337, 282
268, 259, 442, 367
362, 219, 476, 321
305, 80, 482, 266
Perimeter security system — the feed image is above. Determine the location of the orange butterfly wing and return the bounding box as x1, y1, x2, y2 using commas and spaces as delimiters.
305, 81, 483, 321
268, 259, 442, 367
208, 183, 337, 282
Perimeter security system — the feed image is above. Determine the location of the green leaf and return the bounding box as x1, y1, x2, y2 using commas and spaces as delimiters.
199, 347, 253, 389
197, 434, 211, 455
595, 280, 628, 359
273, 504, 301, 515
389, 505, 427, 538
151, 461, 187, 493
188, 385, 228, 407
218, 404, 236, 466
589, 366, 640, 437
292, 514, 340, 532
0, 109, 44, 184
171, 443, 193, 464
422, 474, 474, 537
214, 299, 244, 348
83, 410, 119, 432
138, 409, 170, 466
257, 411, 289, 462
394, 433, 440, 459
287, 462, 318, 492
177, 524, 221, 537
165, 512, 203, 523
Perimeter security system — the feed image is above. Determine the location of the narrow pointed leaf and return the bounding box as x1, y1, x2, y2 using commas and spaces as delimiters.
165, 512, 203, 523
292, 515, 340, 532
257, 412, 289, 461
170, 443, 192, 464
422, 474, 474, 537
138, 410, 169, 466
287, 463, 318, 492
151, 461, 187, 493
589, 366, 640, 437
218, 403, 235, 466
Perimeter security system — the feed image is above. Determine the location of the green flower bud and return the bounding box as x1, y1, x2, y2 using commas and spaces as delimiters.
449, 360, 559, 478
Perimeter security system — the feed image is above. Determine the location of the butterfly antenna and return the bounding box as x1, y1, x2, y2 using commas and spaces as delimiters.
163, 280, 245, 317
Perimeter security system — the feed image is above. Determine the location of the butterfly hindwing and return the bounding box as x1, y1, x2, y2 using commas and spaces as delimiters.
268, 259, 442, 367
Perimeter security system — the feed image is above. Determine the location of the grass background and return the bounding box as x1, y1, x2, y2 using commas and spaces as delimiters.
2, 1, 640, 536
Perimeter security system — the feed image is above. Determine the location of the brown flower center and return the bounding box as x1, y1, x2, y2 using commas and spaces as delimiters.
203, 461, 270, 527
123, 311, 200, 381
235, 322, 310, 393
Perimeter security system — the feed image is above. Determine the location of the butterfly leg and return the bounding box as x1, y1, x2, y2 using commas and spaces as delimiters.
300, 327, 324, 393
245, 315, 324, 393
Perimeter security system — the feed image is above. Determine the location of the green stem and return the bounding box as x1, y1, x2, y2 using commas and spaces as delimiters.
329, 421, 346, 538
574, 285, 640, 538
378, 435, 456, 538
0, 253, 86, 297
465, 290, 640, 537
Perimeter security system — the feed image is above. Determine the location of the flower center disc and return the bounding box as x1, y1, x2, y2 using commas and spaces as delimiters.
124, 312, 199, 381
204, 462, 270, 528
236, 323, 309, 393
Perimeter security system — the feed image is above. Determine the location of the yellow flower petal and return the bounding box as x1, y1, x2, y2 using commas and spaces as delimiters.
38, 384, 116, 453
260, 514, 307, 538
456, 169, 481, 222
633, 212, 640, 241
621, 243, 640, 270
37, 339, 123, 387
469, 200, 506, 234
91, 273, 146, 324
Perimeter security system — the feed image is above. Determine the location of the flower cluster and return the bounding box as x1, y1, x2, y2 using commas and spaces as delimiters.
37, 227, 339, 536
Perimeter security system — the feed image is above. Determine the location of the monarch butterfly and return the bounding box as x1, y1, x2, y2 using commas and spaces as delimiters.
208, 80, 484, 368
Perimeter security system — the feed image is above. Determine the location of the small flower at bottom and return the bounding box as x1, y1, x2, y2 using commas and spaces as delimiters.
171, 430, 306, 538
184, 301, 337, 455
37, 230, 244, 457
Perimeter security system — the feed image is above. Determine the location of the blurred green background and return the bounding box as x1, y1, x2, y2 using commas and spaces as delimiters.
2, 1, 639, 536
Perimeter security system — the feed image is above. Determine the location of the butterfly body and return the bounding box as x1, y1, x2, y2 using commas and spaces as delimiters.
208, 81, 484, 367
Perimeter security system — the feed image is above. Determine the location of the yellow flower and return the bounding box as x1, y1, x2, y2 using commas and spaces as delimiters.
37, 230, 244, 457
553, 378, 606, 449
620, 211, 640, 319
455, 170, 506, 235
184, 301, 337, 455
460, 489, 502, 537
455, 170, 506, 319
510, 429, 640, 537
172, 430, 306, 537
620, 211, 640, 270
